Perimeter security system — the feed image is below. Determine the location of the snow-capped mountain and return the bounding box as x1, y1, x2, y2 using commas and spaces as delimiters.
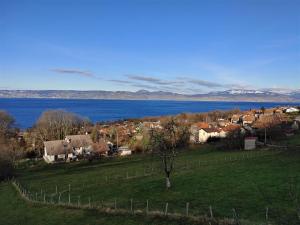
0, 89, 300, 102
209, 89, 300, 96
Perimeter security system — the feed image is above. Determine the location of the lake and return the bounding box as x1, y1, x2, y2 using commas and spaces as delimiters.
0, 98, 295, 129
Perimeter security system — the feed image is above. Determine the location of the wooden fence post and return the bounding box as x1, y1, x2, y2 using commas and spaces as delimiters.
68, 193, 71, 204
265, 207, 269, 222
146, 200, 149, 215
58, 193, 61, 204
114, 199, 117, 210
165, 202, 168, 216
44, 193, 46, 203
89, 197, 91, 208
232, 208, 240, 225
130, 199, 133, 213
186, 202, 189, 216
209, 205, 213, 219
77, 196, 80, 207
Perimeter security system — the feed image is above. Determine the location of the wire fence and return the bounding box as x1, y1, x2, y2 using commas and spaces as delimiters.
11, 150, 297, 224
12, 179, 268, 225
55, 150, 282, 188
13, 177, 297, 225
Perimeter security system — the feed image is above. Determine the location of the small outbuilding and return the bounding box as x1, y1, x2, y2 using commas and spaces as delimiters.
244, 137, 257, 150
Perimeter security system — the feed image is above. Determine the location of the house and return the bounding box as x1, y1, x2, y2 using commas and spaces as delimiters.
118, 146, 132, 156
190, 122, 210, 142
231, 114, 241, 124
221, 124, 241, 136
217, 118, 229, 127
142, 121, 162, 130
242, 115, 256, 125
43, 140, 74, 163
295, 116, 300, 123
285, 107, 300, 113
244, 137, 257, 150
198, 128, 220, 143
65, 134, 93, 155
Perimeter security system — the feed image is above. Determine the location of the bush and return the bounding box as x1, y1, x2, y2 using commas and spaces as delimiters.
0, 158, 13, 181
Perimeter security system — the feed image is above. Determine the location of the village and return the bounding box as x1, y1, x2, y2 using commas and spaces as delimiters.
42, 106, 300, 164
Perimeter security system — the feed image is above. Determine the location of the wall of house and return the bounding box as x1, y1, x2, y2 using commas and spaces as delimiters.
199, 130, 209, 143
244, 139, 256, 150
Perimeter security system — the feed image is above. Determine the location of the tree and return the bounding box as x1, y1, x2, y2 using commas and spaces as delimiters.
149, 119, 178, 189
221, 129, 244, 150
261, 106, 266, 114
0, 140, 14, 180
91, 126, 100, 143
0, 110, 15, 137
33, 110, 88, 144
0, 111, 19, 180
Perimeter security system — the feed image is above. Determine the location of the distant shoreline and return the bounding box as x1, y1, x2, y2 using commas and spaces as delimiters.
0, 97, 299, 103
1, 98, 300, 103
0, 89, 299, 103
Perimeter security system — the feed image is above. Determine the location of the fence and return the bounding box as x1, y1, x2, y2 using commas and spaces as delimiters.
11, 178, 278, 225
16, 150, 283, 203
11, 150, 292, 224
53, 150, 281, 187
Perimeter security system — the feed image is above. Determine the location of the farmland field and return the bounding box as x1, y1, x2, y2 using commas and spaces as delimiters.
1, 137, 300, 225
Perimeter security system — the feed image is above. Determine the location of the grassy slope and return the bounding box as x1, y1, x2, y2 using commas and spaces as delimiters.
12, 139, 300, 224
0, 182, 198, 225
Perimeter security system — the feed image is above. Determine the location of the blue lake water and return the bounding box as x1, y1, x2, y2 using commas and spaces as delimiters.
0, 98, 295, 129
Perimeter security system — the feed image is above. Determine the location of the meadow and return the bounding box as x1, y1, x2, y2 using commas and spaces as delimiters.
1, 135, 300, 225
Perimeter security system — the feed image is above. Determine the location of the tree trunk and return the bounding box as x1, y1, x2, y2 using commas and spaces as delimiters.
166, 177, 171, 189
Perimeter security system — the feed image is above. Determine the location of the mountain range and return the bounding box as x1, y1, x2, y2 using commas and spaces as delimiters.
0, 89, 300, 102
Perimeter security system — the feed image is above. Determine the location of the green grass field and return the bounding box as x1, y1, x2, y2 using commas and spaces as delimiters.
1, 136, 300, 225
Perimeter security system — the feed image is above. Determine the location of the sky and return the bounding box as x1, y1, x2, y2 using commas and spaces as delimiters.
1, 0, 300, 94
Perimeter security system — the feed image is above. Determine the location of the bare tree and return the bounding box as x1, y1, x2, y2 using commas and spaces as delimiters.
0, 110, 15, 137
33, 110, 88, 143
0, 111, 19, 180
149, 119, 178, 189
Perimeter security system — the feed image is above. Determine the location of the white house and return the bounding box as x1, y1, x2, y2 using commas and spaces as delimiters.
198, 128, 220, 143
43, 140, 74, 163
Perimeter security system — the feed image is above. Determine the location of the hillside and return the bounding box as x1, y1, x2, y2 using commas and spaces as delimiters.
1, 137, 300, 225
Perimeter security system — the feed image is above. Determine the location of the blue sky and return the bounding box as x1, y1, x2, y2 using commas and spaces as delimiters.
1, 0, 300, 94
